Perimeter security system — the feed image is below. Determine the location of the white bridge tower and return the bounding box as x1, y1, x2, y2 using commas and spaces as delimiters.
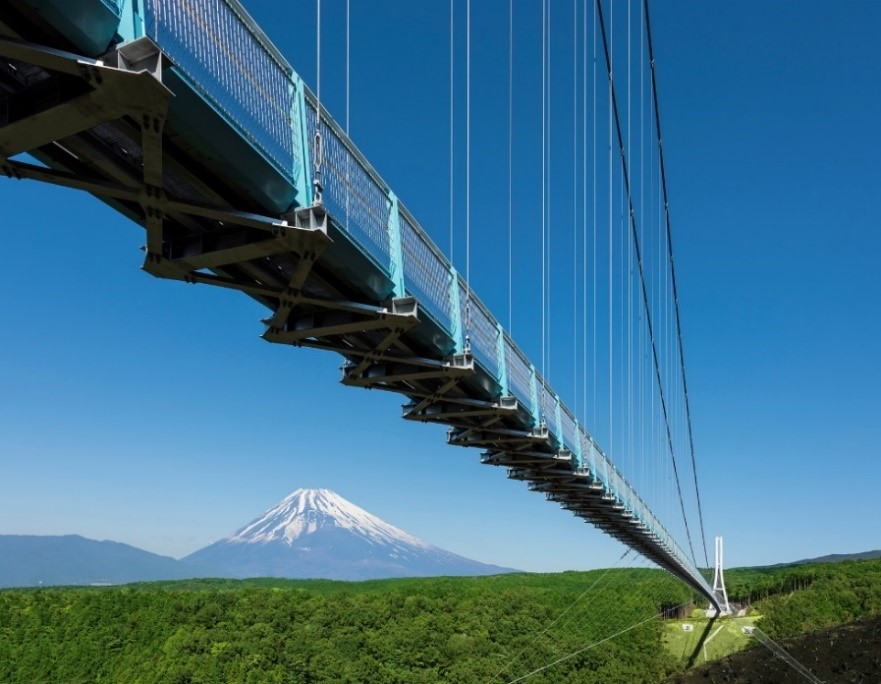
712, 535, 731, 614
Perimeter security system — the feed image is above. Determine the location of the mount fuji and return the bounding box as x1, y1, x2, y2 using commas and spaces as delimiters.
183, 488, 517, 580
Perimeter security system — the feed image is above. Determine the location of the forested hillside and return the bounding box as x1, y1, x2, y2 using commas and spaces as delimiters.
742, 558, 881, 638
2, 560, 880, 683
0, 570, 690, 684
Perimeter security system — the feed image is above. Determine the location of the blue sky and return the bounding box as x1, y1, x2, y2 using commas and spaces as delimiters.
1, 0, 879, 573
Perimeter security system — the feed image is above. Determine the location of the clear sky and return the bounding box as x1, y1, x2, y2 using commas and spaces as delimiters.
1, 0, 879, 573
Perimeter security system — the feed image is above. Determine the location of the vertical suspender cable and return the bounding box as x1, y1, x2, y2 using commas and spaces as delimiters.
541, 0, 547, 411
313, 0, 323, 205
582, 0, 588, 427
649, 36, 657, 512
546, 0, 552, 386
595, 0, 698, 568
608, 0, 613, 460
639, 0, 645, 498
345, 0, 350, 134
621, 0, 633, 477
465, 0, 471, 343
449, 0, 455, 263
657, 91, 665, 522
592, 0, 597, 432
643, 0, 709, 568
573, 0, 579, 420
509, 0, 514, 334
345, 0, 350, 229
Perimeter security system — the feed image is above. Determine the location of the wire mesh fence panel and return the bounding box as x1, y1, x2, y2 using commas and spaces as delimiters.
579, 430, 593, 471
506, 338, 533, 414
592, 442, 611, 489
305, 101, 392, 273
459, 285, 500, 380
144, 0, 297, 181
400, 210, 454, 333
559, 406, 579, 456
608, 466, 622, 500
540, 381, 559, 438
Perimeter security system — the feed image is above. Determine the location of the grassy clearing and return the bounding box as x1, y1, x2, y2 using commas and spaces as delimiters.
662, 611, 761, 666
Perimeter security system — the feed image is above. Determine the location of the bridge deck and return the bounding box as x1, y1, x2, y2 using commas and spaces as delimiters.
0, 0, 715, 604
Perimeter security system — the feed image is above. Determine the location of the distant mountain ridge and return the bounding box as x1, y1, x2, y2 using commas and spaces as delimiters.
766, 550, 881, 568
0, 489, 516, 588
0, 535, 220, 588
184, 488, 518, 580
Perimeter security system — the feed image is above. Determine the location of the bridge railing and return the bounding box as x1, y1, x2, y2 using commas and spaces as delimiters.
400, 207, 455, 334
559, 405, 579, 456
460, 286, 502, 380
304, 98, 394, 272
505, 339, 534, 416
302, 91, 679, 527
143, 0, 300, 185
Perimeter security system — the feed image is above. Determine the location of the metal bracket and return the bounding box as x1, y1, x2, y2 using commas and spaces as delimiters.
0, 37, 171, 160
404, 395, 518, 425
448, 424, 554, 451
342, 348, 472, 389
266, 295, 417, 346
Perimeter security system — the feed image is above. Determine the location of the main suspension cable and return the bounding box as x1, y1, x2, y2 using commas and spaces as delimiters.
643, 0, 709, 568
486, 549, 633, 684
736, 620, 825, 684
504, 600, 687, 684
595, 0, 698, 568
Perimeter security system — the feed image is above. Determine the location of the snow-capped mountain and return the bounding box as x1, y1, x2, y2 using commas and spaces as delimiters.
183, 488, 517, 580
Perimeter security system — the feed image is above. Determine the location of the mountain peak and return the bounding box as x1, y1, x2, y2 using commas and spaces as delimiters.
226, 488, 431, 550
184, 487, 518, 580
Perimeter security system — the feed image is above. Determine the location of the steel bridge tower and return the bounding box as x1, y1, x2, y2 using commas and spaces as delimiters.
712, 536, 731, 614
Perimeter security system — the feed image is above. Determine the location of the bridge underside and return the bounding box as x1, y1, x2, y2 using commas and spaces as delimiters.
0, 6, 716, 606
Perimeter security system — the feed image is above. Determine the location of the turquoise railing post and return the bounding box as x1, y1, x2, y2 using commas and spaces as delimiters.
573, 420, 583, 468
617, 469, 622, 501
448, 268, 463, 354
589, 438, 598, 480
292, 74, 312, 207
554, 397, 562, 448
117, 0, 145, 42
387, 193, 405, 297
495, 323, 508, 398
603, 451, 611, 493
529, 365, 541, 427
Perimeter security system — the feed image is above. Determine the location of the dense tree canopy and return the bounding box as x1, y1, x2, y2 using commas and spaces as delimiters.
2, 560, 879, 683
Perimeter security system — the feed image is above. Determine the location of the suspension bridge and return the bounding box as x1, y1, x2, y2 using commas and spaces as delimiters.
0, 0, 722, 608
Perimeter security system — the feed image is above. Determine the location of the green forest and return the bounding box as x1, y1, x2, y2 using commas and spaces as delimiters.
2, 559, 880, 684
